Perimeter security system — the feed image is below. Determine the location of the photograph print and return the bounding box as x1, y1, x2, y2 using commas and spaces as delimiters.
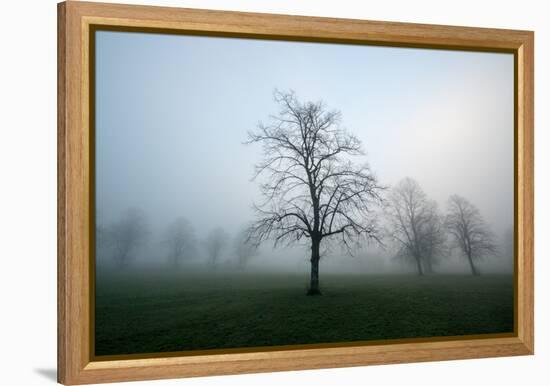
94, 29, 515, 357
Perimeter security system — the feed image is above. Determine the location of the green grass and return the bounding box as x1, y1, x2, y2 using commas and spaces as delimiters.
95, 270, 514, 356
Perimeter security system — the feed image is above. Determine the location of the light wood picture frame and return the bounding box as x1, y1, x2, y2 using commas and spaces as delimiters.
58, 1, 534, 384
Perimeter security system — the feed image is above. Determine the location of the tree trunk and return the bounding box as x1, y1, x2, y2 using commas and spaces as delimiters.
415, 255, 424, 276
307, 238, 322, 295
423, 256, 433, 274
467, 254, 480, 276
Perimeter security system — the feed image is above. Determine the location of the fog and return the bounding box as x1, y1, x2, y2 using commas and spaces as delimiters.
95, 31, 514, 275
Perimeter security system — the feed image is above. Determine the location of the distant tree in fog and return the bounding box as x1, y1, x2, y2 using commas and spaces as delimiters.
501, 227, 515, 269
387, 178, 447, 275
420, 213, 448, 273
108, 207, 150, 266
163, 217, 197, 266
203, 227, 228, 268
246, 90, 384, 295
233, 227, 258, 269
95, 210, 109, 265
95, 223, 107, 250
95, 223, 110, 266
445, 195, 497, 276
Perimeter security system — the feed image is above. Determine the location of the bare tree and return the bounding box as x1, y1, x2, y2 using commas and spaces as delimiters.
445, 195, 497, 276
203, 227, 228, 268
233, 227, 259, 269
95, 210, 110, 266
246, 90, 384, 295
108, 207, 150, 267
387, 178, 446, 275
501, 227, 515, 271
163, 217, 197, 267
95, 223, 110, 267
420, 212, 447, 274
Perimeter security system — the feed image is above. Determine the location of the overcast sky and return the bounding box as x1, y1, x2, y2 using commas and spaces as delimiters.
95, 30, 514, 246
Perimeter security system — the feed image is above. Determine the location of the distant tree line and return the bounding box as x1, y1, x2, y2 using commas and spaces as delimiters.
96, 211, 257, 270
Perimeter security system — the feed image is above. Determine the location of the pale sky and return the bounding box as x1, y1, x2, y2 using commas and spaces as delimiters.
95, 30, 514, 243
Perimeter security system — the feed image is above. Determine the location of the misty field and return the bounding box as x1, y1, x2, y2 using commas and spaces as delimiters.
95, 271, 514, 356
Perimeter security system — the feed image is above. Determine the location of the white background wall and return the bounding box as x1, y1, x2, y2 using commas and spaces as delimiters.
0, 0, 546, 385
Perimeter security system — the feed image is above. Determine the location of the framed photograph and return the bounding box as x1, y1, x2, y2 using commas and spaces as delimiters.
58, 1, 534, 384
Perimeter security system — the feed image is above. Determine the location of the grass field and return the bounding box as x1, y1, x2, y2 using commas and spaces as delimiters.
95, 270, 514, 356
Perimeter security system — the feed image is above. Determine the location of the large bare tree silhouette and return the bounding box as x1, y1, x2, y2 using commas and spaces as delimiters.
246, 90, 384, 295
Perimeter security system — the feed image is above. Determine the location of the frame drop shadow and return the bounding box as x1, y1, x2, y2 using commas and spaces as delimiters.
34, 368, 57, 383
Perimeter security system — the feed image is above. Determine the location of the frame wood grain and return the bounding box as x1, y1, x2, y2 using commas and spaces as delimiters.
58, 1, 534, 384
